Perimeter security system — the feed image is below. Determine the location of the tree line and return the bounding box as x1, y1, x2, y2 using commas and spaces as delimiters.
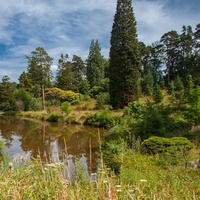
0, 0, 200, 111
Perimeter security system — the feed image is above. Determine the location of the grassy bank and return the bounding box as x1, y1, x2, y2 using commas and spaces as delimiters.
0, 149, 199, 200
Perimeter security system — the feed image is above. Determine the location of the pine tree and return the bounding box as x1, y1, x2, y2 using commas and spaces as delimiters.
86, 39, 104, 87
26, 47, 53, 88
0, 76, 15, 110
109, 0, 141, 109
72, 55, 85, 92
56, 54, 74, 90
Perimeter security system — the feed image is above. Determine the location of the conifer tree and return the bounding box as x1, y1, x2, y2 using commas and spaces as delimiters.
56, 54, 74, 90
86, 39, 104, 87
109, 0, 141, 108
26, 47, 53, 88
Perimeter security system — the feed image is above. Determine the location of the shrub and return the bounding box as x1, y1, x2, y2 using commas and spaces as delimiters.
89, 86, 104, 97
45, 87, 80, 103
84, 110, 120, 129
47, 112, 60, 122
142, 136, 193, 155
142, 136, 194, 167
95, 92, 110, 109
61, 101, 71, 115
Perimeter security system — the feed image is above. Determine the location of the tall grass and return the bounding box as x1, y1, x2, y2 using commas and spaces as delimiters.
0, 143, 199, 199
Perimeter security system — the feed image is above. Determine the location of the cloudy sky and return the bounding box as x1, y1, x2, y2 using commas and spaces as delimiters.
0, 0, 199, 82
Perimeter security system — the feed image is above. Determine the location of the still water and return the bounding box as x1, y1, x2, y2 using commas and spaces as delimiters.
0, 115, 105, 174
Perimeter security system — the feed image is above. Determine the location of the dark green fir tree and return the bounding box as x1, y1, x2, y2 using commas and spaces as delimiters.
109, 0, 141, 109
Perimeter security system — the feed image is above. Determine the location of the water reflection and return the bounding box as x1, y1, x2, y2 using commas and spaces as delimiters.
0, 115, 104, 173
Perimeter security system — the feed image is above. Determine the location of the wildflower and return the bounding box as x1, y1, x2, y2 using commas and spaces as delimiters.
140, 179, 147, 182
103, 180, 108, 183
61, 179, 70, 185
116, 189, 122, 192
115, 185, 122, 188
45, 163, 56, 167
8, 162, 13, 170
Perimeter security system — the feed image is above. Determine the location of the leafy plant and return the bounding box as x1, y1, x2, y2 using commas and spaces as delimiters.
84, 109, 120, 129
61, 101, 71, 115
47, 112, 60, 122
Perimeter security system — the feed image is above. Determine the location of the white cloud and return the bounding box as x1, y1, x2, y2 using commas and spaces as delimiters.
0, 0, 199, 82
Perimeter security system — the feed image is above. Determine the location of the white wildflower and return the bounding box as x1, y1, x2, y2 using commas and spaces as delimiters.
140, 179, 147, 182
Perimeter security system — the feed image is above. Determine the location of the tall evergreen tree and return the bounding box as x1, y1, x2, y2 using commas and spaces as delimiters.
72, 55, 85, 92
86, 39, 104, 87
26, 47, 53, 88
56, 54, 74, 90
0, 76, 15, 110
109, 0, 141, 109
18, 71, 33, 93
160, 31, 180, 83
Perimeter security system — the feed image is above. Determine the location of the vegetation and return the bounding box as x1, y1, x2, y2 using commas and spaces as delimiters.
0, 140, 199, 199
0, 0, 200, 199
109, 0, 142, 108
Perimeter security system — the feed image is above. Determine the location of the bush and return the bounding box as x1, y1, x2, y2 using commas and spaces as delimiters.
61, 101, 71, 115
84, 110, 120, 129
95, 92, 110, 109
45, 87, 80, 103
47, 112, 60, 122
142, 136, 193, 155
142, 136, 193, 167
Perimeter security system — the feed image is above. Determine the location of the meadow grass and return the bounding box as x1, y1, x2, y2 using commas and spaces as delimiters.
0, 148, 199, 200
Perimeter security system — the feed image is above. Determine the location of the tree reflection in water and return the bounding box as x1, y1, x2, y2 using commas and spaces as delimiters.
0, 115, 105, 174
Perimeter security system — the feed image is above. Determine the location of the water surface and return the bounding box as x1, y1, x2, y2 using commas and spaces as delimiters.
0, 115, 104, 174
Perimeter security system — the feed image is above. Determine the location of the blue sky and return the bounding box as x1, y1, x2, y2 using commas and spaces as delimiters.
0, 0, 199, 82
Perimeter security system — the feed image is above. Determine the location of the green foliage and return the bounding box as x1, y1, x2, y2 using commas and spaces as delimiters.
89, 85, 104, 97
142, 136, 193, 155
14, 89, 33, 111
45, 99, 61, 107
26, 47, 53, 88
72, 55, 86, 92
56, 54, 75, 91
102, 139, 124, 174
74, 158, 89, 185
123, 101, 146, 118
79, 79, 90, 95
47, 112, 60, 122
187, 86, 200, 124
86, 39, 105, 87
153, 84, 163, 103
84, 110, 120, 129
142, 136, 193, 166
141, 70, 154, 96
184, 74, 194, 102
0, 101, 15, 111
95, 92, 110, 109
109, 0, 141, 108
0, 76, 15, 111
0, 140, 4, 152
14, 89, 43, 111
61, 101, 71, 115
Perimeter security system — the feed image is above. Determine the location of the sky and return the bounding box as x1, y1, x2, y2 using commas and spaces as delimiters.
0, 0, 199, 82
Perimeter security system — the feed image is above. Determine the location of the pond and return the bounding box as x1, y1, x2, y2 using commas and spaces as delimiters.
0, 115, 105, 175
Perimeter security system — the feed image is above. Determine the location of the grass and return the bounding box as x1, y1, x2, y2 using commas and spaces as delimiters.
0, 145, 199, 200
